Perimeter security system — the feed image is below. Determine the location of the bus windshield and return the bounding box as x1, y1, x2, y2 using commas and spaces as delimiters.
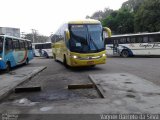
0, 37, 3, 56
35, 43, 51, 49
69, 24, 104, 53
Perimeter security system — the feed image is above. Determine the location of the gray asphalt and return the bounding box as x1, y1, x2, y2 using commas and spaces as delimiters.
1, 56, 160, 103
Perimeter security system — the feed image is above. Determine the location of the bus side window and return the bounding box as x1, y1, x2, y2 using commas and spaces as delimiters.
16, 39, 20, 50
5, 37, 13, 50
136, 37, 143, 43
143, 36, 148, 43
149, 36, 154, 43
126, 37, 130, 43
28, 42, 32, 50
45, 43, 51, 49
35, 44, 41, 50
120, 38, 126, 44
130, 37, 136, 43
105, 38, 112, 44
25, 41, 28, 50
19, 41, 25, 50
0, 37, 3, 51
27, 41, 30, 50
155, 35, 160, 42
42, 44, 44, 49
35, 44, 38, 49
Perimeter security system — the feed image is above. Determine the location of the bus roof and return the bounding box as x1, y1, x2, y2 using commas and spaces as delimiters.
110, 32, 160, 38
0, 34, 31, 41
68, 19, 101, 24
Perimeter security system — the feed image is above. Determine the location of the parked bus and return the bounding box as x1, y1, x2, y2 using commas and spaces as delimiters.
105, 32, 160, 57
51, 19, 111, 67
0, 35, 33, 71
32, 42, 52, 58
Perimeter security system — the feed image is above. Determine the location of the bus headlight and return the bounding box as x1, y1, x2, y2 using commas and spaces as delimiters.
102, 54, 106, 57
72, 55, 78, 59
0, 57, 2, 60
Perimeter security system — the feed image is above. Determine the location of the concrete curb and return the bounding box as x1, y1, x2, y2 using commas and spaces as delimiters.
0, 66, 47, 101
88, 75, 105, 98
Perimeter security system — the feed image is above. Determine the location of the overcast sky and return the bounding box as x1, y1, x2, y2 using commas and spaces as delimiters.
0, 0, 127, 36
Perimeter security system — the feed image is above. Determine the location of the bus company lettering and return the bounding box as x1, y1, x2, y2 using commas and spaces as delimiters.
153, 43, 160, 48
139, 43, 160, 48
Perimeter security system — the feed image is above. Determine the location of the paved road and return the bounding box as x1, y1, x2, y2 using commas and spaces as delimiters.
1, 56, 160, 103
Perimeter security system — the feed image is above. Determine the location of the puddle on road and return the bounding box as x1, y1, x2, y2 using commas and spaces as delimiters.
127, 90, 135, 93
124, 81, 133, 84
13, 98, 38, 106
40, 107, 53, 112
8, 72, 16, 75
15, 74, 27, 77
1, 87, 101, 103
27, 89, 100, 102
126, 94, 136, 98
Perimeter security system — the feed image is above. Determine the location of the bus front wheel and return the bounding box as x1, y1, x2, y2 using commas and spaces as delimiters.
121, 50, 129, 58
53, 54, 57, 61
6, 62, 11, 72
63, 55, 69, 68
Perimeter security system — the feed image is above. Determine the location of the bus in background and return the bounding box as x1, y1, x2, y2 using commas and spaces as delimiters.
0, 35, 33, 71
51, 19, 111, 67
32, 42, 52, 58
105, 32, 160, 57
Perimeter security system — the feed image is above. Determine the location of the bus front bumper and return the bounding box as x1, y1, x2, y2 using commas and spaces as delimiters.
69, 56, 106, 67
0, 60, 6, 70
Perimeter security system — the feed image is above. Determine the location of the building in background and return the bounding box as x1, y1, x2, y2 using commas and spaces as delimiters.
0, 27, 20, 37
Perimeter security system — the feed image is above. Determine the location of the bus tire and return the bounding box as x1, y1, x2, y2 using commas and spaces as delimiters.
43, 52, 49, 58
25, 58, 29, 65
63, 55, 69, 68
53, 54, 57, 61
90, 65, 96, 67
121, 50, 129, 58
6, 62, 11, 72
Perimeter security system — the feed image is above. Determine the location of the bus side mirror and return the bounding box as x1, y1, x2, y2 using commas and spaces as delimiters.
65, 30, 70, 40
103, 27, 111, 38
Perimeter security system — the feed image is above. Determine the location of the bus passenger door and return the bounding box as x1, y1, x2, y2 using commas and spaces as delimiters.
113, 39, 119, 55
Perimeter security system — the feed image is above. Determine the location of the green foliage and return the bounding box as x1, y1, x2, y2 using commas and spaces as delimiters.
99, 0, 160, 34
102, 9, 134, 34
134, 0, 160, 32
24, 33, 49, 43
121, 0, 145, 13
86, 8, 113, 20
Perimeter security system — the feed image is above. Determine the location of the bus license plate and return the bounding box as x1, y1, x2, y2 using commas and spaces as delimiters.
87, 61, 94, 65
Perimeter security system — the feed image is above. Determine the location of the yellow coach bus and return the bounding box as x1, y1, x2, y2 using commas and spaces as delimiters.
51, 19, 111, 67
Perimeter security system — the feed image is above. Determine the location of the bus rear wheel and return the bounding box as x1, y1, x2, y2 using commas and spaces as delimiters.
121, 50, 129, 58
25, 58, 29, 65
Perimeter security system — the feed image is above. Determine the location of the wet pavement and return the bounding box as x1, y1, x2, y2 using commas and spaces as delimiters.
0, 73, 160, 114
89, 73, 160, 113
0, 66, 46, 101
0, 57, 160, 116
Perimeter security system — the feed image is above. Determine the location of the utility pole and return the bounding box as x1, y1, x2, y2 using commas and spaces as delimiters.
31, 29, 35, 43
21, 32, 25, 38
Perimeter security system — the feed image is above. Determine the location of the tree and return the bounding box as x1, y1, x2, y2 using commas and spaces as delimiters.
134, 0, 160, 32
24, 33, 49, 43
88, 0, 160, 34
102, 9, 134, 34
121, 0, 145, 13
101, 11, 118, 34
86, 8, 113, 20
